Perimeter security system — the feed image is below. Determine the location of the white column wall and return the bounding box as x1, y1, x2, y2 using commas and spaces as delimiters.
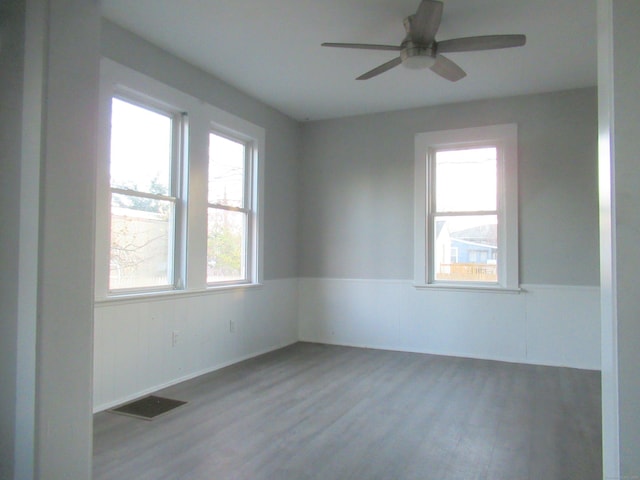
34, 0, 100, 478
599, 1, 640, 477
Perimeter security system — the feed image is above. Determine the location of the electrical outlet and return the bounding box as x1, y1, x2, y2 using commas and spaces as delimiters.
171, 330, 180, 347
229, 319, 236, 333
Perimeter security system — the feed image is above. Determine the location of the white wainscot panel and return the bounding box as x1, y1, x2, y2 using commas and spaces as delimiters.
402, 287, 526, 363
297, 278, 406, 348
93, 279, 298, 412
521, 284, 600, 370
298, 278, 600, 370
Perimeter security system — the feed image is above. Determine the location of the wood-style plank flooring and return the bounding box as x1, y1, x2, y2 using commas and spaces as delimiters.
93, 342, 602, 479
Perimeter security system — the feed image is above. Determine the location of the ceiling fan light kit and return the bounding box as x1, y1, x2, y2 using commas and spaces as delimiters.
401, 44, 437, 70
322, 0, 526, 81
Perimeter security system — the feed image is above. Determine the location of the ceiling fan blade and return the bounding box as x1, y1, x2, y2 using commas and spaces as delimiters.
357, 56, 403, 80
410, 0, 443, 45
322, 42, 402, 52
437, 34, 526, 53
430, 55, 466, 82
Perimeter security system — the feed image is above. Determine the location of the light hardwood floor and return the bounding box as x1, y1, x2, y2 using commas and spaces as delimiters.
93, 342, 602, 479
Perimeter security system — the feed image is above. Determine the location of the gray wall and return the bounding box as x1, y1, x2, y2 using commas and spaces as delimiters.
101, 20, 300, 281
299, 88, 599, 286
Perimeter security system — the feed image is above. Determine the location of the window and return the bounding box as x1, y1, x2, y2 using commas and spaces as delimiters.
432, 147, 497, 283
95, 59, 264, 299
108, 97, 184, 292
414, 124, 518, 291
207, 132, 252, 284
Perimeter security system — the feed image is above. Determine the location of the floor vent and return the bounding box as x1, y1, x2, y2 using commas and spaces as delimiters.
109, 395, 187, 420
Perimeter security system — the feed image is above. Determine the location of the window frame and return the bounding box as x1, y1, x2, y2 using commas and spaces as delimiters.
414, 124, 519, 292
206, 130, 254, 286
95, 59, 264, 301
106, 95, 187, 294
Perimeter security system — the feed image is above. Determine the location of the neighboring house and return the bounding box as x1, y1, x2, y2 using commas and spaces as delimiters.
434, 221, 497, 281
450, 224, 497, 264
450, 238, 497, 264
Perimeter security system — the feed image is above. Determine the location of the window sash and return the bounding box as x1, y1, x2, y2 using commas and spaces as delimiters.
206, 206, 249, 284
207, 132, 253, 285
109, 192, 177, 292
430, 213, 499, 284
432, 146, 498, 214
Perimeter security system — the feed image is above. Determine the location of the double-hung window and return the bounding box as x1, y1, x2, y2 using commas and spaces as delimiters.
96, 59, 264, 300
108, 97, 184, 292
207, 132, 253, 284
431, 146, 498, 283
414, 124, 519, 291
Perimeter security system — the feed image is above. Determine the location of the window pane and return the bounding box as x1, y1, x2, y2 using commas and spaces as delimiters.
207, 209, 247, 283
433, 215, 498, 283
110, 98, 172, 195
435, 147, 496, 212
208, 133, 245, 207
110, 193, 175, 290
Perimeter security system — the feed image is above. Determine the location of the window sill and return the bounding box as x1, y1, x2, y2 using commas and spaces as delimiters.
413, 283, 521, 294
95, 282, 264, 307
206, 282, 263, 294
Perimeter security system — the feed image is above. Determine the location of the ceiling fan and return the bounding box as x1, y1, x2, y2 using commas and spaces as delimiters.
322, 0, 526, 81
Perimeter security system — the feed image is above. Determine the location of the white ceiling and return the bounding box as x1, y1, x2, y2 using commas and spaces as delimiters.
101, 0, 597, 121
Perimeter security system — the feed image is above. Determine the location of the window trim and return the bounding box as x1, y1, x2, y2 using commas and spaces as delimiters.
205, 111, 264, 290
95, 59, 264, 301
414, 124, 519, 292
